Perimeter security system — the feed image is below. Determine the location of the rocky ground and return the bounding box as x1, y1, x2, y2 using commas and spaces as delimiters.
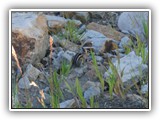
11, 11, 149, 109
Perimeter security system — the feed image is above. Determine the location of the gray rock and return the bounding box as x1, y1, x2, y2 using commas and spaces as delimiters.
141, 84, 148, 94
83, 81, 100, 91
74, 12, 90, 23
46, 15, 67, 22
60, 99, 76, 108
82, 30, 110, 53
18, 76, 31, 89
84, 86, 101, 101
78, 24, 86, 34
119, 36, 132, 48
96, 56, 103, 62
24, 64, 40, 81
44, 93, 51, 105
89, 11, 105, 19
104, 51, 148, 85
118, 12, 148, 41
62, 50, 76, 63
70, 19, 82, 27
12, 12, 49, 66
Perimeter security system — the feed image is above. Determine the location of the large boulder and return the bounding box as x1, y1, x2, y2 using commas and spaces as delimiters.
12, 12, 49, 68
118, 12, 148, 41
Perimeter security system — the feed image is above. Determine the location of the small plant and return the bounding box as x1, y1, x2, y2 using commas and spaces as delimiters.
133, 35, 148, 64
48, 71, 63, 108
90, 96, 99, 108
75, 78, 87, 108
59, 20, 84, 44
106, 60, 125, 99
91, 51, 105, 91
60, 60, 71, 77
142, 20, 149, 40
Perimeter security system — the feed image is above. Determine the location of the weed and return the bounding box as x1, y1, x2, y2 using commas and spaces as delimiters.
75, 78, 87, 108
106, 59, 125, 99
58, 20, 84, 44
90, 51, 105, 91
90, 96, 99, 108
60, 60, 71, 77
48, 71, 63, 108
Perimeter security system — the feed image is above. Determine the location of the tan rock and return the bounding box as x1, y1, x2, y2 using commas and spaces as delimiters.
87, 22, 125, 41
12, 12, 49, 67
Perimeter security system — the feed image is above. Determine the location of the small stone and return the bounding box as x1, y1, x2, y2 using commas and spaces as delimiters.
84, 86, 101, 101
82, 30, 111, 53
44, 93, 51, 105
60, 99, 76, 108
62, 50, 76, 63
43, 87, 50, 92
24, 64, 41, 81
96, 56, 103, 62
141, 84, 148, 94
119, 36, 132, 48
74, 12, 90, 23
18, 76, 31, 89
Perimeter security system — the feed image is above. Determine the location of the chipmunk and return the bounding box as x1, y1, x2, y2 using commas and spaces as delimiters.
72, 41, 93, 67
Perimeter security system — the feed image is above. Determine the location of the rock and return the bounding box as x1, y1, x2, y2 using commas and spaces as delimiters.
96, 56, 103, 62
62, 50, 76, 63
87, 22, 125, 41
104, 51, 148, 86
74, 12, 90, 23
56, 39, 80, 52
84, 86, 101, 101
24, 64, 40, 81
118, 12, 148, 41
12, 12, 49, 66
119, 36, 132, 48
70, 19, 82, 27
46, 15, 67, 33
44, 93, 51, 105
83, 81, 100, 91
78, 24, 86, 34
89, 11, 105, 19
18, 76, 31, 89
82, 30, 111, 53
60, 99, 76, 108
60, 12, 76, 18
126, 94, 147, 106
141, 84, 148, 94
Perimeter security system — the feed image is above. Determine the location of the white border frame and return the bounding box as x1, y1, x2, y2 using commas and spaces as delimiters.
9, 9, 151, 111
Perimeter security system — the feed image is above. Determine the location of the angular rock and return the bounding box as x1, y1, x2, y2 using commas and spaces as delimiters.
74, 12, 90, 23
60, 99, 76, 108
84, 86, 101, 101
12, 12, 49, 66
87, 22, 125, 40
18, 76, 31, 89
119, 36, 132, 48
46, 15, 67, 33
24, 64, 41, 81
104, 51, 148, 86
62, 50, 76, 63
118, 12, 148, 41
89, 11, 105, 19
82, 30, 111, 53
83, 81, 100, 91
141, 84, 148, 94
95, 56, 103, 63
